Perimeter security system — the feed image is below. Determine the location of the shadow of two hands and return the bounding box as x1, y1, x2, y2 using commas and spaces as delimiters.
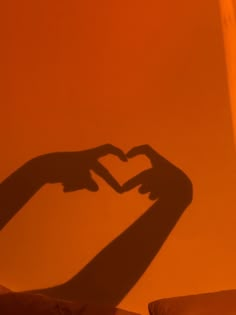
19, 144, 192, 304
39, 144, 191, 201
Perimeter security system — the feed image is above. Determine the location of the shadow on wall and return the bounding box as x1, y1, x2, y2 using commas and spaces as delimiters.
0, 144, 193, 306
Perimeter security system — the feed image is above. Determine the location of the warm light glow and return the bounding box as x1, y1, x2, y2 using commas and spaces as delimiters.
219, 0, 236, 145
0, 2, 236, 315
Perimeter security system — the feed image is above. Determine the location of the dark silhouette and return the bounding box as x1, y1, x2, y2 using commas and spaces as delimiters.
0, 144, 127, 230
0, 144, 193, 306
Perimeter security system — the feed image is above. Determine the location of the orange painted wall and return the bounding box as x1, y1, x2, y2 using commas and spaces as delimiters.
0, 1, 236, 315
220, 0, 236, 143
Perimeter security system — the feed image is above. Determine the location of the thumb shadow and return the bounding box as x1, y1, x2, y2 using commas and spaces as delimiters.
27, 154, 193, 306
0, 146, 192, 306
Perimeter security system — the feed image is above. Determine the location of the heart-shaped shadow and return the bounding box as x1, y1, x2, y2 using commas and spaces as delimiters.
98, 152, 151, 191
0, 144, 192, 306
28, 145, 192, 305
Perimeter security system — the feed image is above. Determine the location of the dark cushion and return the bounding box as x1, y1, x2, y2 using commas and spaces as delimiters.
0, 285, 11, 295
148, 290, 236, 315
0, 291, 139, 315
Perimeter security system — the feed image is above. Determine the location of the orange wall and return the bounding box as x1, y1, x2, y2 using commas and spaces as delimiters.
219, 0, 236, 144
0, 1, 236, 314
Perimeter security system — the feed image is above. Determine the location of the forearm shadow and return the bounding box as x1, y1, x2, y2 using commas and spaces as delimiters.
29, 178, 192, 306
0, 151, 192, 306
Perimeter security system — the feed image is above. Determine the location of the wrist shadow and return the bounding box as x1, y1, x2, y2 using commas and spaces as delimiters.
0, 148, 192, 306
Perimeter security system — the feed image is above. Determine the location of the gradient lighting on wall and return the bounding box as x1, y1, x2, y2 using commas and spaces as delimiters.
220, 0, 236, 144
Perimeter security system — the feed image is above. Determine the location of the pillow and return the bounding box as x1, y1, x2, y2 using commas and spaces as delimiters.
148, 290, 236, 315
0, 291, 140, 315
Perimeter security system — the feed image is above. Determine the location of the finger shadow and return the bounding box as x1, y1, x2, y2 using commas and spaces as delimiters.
27, 158, 192, 306
0, 148, 192, 307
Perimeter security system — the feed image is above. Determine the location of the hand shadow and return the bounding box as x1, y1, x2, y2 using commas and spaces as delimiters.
0, 144, 127, 230
25, 145, 193, 306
